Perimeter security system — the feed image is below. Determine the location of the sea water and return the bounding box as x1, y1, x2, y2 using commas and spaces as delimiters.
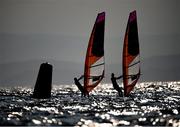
0, 81, 180, 126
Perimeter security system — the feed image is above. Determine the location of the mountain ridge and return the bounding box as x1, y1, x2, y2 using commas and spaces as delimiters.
0, 54, 180, 86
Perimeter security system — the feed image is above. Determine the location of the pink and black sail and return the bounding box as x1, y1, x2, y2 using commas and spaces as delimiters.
84, 12, 105, 95
122, 10, 140, 96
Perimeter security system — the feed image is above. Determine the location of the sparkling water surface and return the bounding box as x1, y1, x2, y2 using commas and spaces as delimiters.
0, 82, 180, 126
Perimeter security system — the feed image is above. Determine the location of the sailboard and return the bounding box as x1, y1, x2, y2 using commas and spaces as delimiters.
84, 12, 105, 95
122, 10, 140, 96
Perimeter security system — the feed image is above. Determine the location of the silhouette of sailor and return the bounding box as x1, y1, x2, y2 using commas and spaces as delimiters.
32, 62, 53, 99
111, 73, 123, 97
74, 75, 88, 97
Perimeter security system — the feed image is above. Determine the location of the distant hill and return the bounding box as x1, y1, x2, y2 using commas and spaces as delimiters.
0, 55, 180, 86
106, 54, 180, 82
141, 54, 180, 82
0, 60, 83, 87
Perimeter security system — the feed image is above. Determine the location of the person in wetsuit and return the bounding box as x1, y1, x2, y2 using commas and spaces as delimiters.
74, 75, 88, 97
111, 73, 123, 97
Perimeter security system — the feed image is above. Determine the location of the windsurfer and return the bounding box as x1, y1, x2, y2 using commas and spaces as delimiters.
111, 73, 123, 97
74, 75, 88, 97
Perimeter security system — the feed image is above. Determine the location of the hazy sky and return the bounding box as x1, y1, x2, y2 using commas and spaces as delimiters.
0, 0, 180, 84
0, 0, 179, 63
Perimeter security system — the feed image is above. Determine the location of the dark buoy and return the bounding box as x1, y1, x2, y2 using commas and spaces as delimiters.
33, 62, 53, 99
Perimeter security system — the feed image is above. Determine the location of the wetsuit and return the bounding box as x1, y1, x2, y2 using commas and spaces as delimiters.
74, 77, 86, 97
111, 74, 123, 97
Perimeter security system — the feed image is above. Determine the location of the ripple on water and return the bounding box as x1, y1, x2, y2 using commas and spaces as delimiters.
0, 82, 180, 126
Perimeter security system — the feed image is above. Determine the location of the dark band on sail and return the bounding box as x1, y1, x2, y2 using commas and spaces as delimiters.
90, 63, 105, 68
92, 14, 105, 57
128, 61, 140, 68
88, 75, 103, 82
124, 73, 140, 80
128, 12, 139, 56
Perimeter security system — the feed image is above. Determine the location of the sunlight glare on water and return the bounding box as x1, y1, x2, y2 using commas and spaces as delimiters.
0, 81, 180, 126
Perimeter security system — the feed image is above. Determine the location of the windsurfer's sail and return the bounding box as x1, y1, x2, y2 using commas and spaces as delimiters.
123, 10, 140, 96
84, 12, 105, 94
33, 62, 53, 99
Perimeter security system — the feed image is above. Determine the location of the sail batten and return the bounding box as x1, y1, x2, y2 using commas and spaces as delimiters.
90, 63, 105, 68
123, 10, 140, 96
128, 61, 140, 68
84, 12, 105, 94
